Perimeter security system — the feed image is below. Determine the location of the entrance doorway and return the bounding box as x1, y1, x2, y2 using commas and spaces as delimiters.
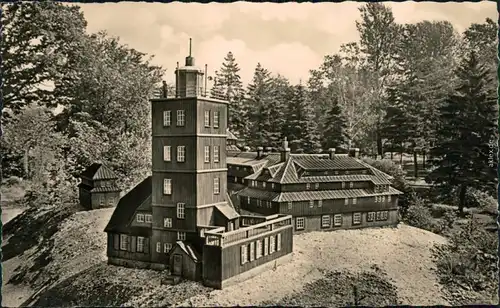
173, 254, 182, 276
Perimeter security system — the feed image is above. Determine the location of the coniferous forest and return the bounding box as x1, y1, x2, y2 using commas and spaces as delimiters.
1, 2, 498, 306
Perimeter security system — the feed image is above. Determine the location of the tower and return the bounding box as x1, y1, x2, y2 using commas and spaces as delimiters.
150, 39, 229, 265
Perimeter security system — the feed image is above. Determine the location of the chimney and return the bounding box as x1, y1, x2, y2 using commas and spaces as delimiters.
328, 148, 336, 160
280, 137, 291, 162
352, 148, 360, 158
185, 38, 195, 66
162, 80, 168, 98
257, 147, 264, 159
264, 147, 272, 154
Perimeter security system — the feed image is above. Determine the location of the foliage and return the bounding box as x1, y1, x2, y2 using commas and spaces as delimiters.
322, 98, 349, 150
433, 218, 498, 302
1, 1, 87, 123
427, 52, 498, 213
403, 194, 437, 232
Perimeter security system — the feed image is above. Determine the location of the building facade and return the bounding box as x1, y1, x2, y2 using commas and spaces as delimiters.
79, 163, 121, 210
227, 142, 403, 233
104, 42, 293, 289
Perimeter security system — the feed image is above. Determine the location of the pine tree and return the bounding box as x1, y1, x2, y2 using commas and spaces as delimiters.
322, 98, 349, 150
428, 52, 498, 214
211, 52, 245, 137
284, 84, 321, 153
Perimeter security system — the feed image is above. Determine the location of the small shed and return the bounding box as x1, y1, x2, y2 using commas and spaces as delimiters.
78, 163, 121, 210
168, 241, 202, 281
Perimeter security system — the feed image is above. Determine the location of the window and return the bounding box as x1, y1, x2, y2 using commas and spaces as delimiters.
136, 214, 145, 223
145, 214, 152, 223
164, 217, 172, 228
234, 177, 238, 183
271, 183, 275, 189
177, 203, 185, 219
269, 236, 276, 254
262, 181, 266, 188
264, 237, 269, 256
353, 197, 357, 205
382, 211, 389, 220
277, 233, 282, 251
249, 242, 255, 261
296, 217, 305, 230
177, 232, 186, 241
257, 200, 261, 207
388, 195, 391, 202
163, 146, 171, 161
375, 196, 378, 203
288, 202, 292, 211
353, 212, 362, 225
176, 110, 185, 126
342, 182, 345, 189
204, 146, 210, 162
163, 110, 171, 126
321, 215, 331, 228
367, 212, 375, 222
213, 178, 220, 194
213, 111, 220, 128
315, 183, 319, 189
137, 236, 144, 252
376, 211, 382, 221
236, 166, 240, 170
108, 197, 114, 205
345, 170, 350, 175
344, 198, 349, 205
350, 182, 354, 188
247, 196, 251, 204
156, 242, 161, 253
213, 146, 220, 162
163, 179, 172, 195
120, 234, 129, 251
256, 240, 263, 258
306, 183, 311, 190
318, 200, 323, 207
100, 196, 105, 205
177, 146, 186, 162
382, 196, 386, 202
309, 200, 314, 208
334, 214, 342, 227
204, 110, 211, 127
241, 245, 248, 264
164, 243, 172, 253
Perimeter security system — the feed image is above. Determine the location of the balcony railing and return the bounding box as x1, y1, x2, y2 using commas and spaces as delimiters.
204, 214, 293, 247
152, 86, 227, 101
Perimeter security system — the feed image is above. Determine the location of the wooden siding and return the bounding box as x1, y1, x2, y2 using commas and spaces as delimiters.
91, 191, 120, 210
196, 206, 216, 226
278, 195, 399, 216
151, 205, 197, 231
281, 181, 372, 192
220, 226, 293, 281
197, 99, 228, 135
202, 245, 223, 287
79, 187, 91, 209
106, 233, 151, 263
169, 246, 202, 281
292, 209, 399, 233
152, 136, 197, 170
151, 173, 197, 207
196, 137, 227, 170
151, 98, 197, 136
195, 172, 227, 205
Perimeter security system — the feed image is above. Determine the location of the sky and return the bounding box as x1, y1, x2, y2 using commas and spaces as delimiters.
79, 1, 497, 86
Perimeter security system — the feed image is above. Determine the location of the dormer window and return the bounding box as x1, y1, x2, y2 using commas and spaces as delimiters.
342, 182, 345, 189
315, 183, 319, 189
309, 200, 314, 208
306, 183, 311, 190
345, 170, 349, 175
324, 171, 328, 175
349, 182, 354, 188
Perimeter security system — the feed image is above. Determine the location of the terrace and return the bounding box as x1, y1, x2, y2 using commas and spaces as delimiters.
204, 214, 293, 247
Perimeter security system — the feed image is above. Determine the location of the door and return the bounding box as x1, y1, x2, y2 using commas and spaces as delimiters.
228, 221, 234, 231
173, 254, 182, 276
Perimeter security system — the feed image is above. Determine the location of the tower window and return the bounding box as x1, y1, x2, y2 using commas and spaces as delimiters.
177, 232, 186, 241
204, 110, 211, 127
213, 177, 220, 194
163, 110, 171, 126
214, 111, 220, 128
164, 243, 172, 253
163, 146, 171, 162
204, 146, 210, 163
177, 203, 185, 219
177, 146, 186, 162
136, 214, 144, 222
176, 110, 185, 126
164, 217, 172, 228
163, 179, 172, 195
214, 146, 220, 162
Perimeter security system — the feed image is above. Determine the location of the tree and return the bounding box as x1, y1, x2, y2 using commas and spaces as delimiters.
427, 52, 497, 214
283, 84, 321, 153
463, 18, 497, 70
1, 1, 87, 123
211, 52, 246, 137
322, 98, 348, 150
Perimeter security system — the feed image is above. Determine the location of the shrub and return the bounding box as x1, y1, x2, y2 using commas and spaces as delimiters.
5, 176, 23, 186
403, 194, 438, 232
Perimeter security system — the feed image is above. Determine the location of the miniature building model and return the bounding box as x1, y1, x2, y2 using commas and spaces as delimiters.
104, 40, 293, 289
227, 144, 403, 232
79, 163, 121, 210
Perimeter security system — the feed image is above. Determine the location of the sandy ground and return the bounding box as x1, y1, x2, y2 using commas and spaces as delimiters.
2, 207, 25, 225
178, 224, 449, 307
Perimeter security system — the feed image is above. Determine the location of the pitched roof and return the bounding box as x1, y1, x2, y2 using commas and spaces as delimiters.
226, 129, 238, 141
90, 186, 121, 193
174, 241, 201, 263
104, 176, 152, 234
81, 163, 118, 180
215, 203, 240, 220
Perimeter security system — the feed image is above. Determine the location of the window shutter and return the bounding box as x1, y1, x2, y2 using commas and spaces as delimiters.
131, 236, 137, 253
113, 234, 119, 250
125, 235, 130, 251
144, 238, 150, 254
